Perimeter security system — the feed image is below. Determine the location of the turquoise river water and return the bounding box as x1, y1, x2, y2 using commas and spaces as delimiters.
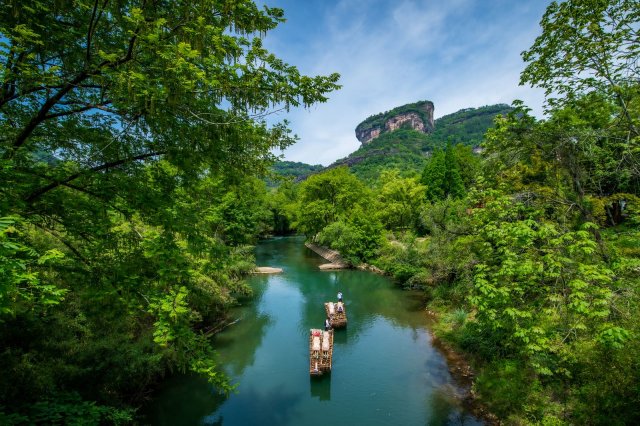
144, 236, 483, 425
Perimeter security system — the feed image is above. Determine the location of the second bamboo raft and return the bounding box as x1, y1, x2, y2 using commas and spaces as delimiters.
325, 301, 347, 328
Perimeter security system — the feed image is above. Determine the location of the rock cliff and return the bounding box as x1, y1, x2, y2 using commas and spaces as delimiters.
355, 100, 434, 145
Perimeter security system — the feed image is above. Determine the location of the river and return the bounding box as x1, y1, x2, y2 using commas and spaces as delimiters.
144, 236, 483, 425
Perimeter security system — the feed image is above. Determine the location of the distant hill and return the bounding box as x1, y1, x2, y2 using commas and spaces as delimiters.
268, 160, 325, 185
429, 104, 512, 147
333, 104, 512, 182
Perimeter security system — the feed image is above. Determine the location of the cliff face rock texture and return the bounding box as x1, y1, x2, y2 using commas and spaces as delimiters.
385, 112, 427, 132
355, 100, 434, 145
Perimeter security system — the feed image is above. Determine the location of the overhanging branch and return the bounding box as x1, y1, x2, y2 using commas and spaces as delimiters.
26, 151, 165, 202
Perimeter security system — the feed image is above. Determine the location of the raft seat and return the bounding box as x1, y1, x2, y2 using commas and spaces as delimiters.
311, 328, 322, 360
322, 331, 331, 359
327, 302, 335, 316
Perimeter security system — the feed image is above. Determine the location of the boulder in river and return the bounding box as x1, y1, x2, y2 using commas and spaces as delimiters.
253, 267, 283, 274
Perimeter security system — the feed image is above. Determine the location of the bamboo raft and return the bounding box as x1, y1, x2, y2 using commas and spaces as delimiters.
325, 301, 347, 328
309, 328, 333, 376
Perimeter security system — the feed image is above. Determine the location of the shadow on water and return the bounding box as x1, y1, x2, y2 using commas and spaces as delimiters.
309, 376, 331, 401
202, 385, 303, 426
427, 385, 483, 426
141, 374, 227, 425
332, 327, 348, 345
212, 312, 272, 377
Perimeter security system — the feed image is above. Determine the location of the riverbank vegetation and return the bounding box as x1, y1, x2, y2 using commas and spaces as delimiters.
269, 0, 640, 423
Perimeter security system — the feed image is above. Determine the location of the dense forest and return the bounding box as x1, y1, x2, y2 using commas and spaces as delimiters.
1, 0, 639, 424
267, 160, 324, 186
0, 0, 339, 423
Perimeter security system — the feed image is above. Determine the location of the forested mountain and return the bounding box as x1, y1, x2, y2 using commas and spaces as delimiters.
330, 104, 512, 182
275, 104, 512, 184
430, 104, 513, 147
268, 160, 324, 184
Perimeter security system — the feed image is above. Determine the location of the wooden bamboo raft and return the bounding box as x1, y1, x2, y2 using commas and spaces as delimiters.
325, 301, 347, 328
309, 328, 333, 376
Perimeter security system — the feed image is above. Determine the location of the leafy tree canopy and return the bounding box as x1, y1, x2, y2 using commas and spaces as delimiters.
521, 0, 639, 135
0, 0, 340, 420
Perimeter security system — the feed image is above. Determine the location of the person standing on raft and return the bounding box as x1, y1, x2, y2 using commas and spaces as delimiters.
337, 291, 343, 302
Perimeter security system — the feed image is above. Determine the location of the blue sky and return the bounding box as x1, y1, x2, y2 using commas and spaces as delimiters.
261, 0, 553, 166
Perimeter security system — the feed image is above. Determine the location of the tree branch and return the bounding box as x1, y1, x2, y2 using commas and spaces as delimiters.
5, 22, 140, 158
44, 100, 113, 119
0, 50, 27, 106
0, 83, 107, 109
18, 166, 131, 217
26, 151, 165, 202
31, 222, 89, 266
9, 70, 91, 152
86, 0, 100, 63
86, 0, 110, 64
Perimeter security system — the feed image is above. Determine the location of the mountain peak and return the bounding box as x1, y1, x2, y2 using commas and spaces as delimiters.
355, 100, 435, 145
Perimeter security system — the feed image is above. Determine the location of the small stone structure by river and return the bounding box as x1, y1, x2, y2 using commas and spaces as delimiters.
304, 242, 349, 269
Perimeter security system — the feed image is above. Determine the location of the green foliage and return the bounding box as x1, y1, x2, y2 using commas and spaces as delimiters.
376, 170, 426, 230
483, 96, 640, 227
0, 393, 134, 425
295, 166, 368, 236
316, 206, 383, 265
444, 145, 465, 198
0, 0, 339, 420
337, 129, 432, 183
429, 104, 512, 147
421, 144, 467, 200
469, 191, 615, 375
422, 149, 446, 200
291, 167, 384, 264
269, 160, 324, 184
521, 0, 640, 132
374, 196, 476, 296
0, 216, 68, 319
265, 179, 300, 235
374, 234, 429, 284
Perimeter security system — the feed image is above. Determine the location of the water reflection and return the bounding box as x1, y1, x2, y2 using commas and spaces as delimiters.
202, 385, 303, 425
427, 385, 482, 426
213, 312, 272, 377
309, 377, 331, 401
143, 374, 226, 425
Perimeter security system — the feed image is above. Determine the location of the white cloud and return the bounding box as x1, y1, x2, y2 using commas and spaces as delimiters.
265, 0, 551, 165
